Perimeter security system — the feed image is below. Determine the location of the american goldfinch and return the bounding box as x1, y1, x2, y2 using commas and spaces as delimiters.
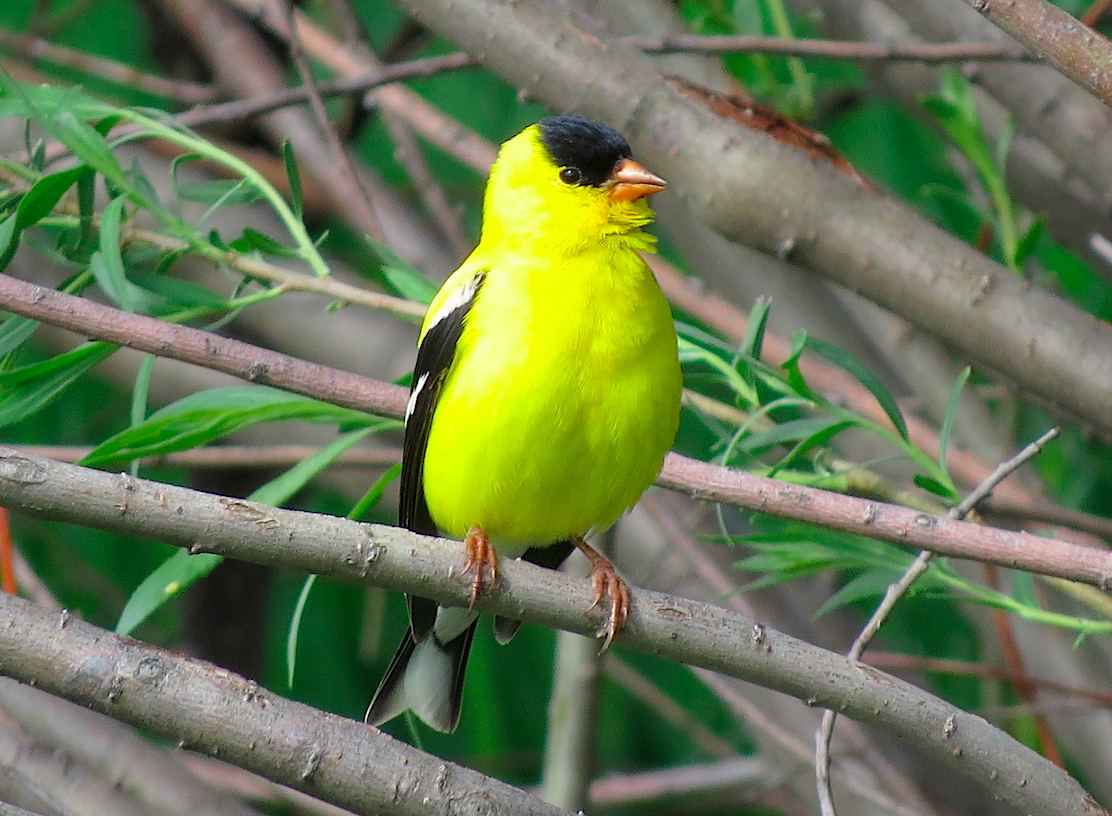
365, 114, 682, 733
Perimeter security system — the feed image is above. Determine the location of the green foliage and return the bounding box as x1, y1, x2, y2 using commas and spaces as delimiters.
921, 68, 1041, 273
731, 520, 1111, 637
678, 314, 958, 502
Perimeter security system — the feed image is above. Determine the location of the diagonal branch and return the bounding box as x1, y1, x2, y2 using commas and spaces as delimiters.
0, 592, 566, 816
0, 447, 1100, 816
2, 274, 1111, 586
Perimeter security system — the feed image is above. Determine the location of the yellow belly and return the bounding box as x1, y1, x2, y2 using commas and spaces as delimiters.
420, 250, 681, 554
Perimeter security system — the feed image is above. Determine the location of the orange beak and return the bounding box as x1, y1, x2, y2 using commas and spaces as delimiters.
609, 158, 667, 202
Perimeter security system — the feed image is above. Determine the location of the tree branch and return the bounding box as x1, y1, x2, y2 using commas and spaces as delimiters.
0, 593, 566, 816
2, 274, 1111, 587
953, 0, 1112, 106
0, 449, 1100, 816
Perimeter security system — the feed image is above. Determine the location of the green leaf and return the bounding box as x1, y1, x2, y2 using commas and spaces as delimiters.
1013, 216, 1045, 268
0, 213, 19, 272
914, 474, 954, 500
373, 239, 438, 306
0, 342, 116, 427
768, 419, 855, 476
813, 569, 903, 619
80, 386, 379, 466
1011, 571, 1040, 610
779, 330, 815, 400
737, 416, 847, 455
804, 335, 908, 441
176, 177, 261, 207
286, 573, 317, 687
0, 314, 38, 358
282, 141, 304, 221
128, 271, 228, 309
250, 425, 388, 507
16, 166, 86, 231
228, 227, 300, 258
939, 367, 971, 476
89, 196, 144, 312
349, 461, 402, 521
740, 297, 771, 360
116, 549, 223, 636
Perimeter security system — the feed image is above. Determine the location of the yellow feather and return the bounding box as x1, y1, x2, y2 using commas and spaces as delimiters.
419, 123, 682, 554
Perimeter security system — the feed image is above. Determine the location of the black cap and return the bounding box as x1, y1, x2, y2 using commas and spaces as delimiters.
536, 114, 633, 188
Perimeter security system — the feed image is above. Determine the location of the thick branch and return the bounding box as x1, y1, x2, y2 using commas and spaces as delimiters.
0, 594, 565, 816
954, 0, 1112, 107
2, 275, 1111, 586
388, 0, 1112, 444
0, 449, 1099, 816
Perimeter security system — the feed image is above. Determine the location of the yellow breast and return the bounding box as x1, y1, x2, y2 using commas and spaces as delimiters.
420, 245, 681, 553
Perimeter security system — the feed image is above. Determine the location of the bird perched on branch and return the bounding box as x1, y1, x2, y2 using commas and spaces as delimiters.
365, 114, 682, 733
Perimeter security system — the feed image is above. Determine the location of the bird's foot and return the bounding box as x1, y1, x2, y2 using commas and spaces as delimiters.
574, 537, 631, 651
462, 526, 498, 610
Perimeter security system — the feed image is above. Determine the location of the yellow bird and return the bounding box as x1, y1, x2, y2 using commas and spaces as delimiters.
365, 114, 682, 733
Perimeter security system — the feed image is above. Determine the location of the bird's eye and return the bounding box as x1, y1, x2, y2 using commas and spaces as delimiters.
559, 167, 583, 185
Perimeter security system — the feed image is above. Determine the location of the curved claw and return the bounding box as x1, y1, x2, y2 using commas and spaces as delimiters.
462, 526, 498, 610
574, 537, 631, 651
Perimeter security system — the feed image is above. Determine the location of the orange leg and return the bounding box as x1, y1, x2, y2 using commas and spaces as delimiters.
462, 525, 498, 610
573, 536, 631, 651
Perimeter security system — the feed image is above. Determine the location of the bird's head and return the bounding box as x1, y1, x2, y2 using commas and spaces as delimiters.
479, 114, 666, 253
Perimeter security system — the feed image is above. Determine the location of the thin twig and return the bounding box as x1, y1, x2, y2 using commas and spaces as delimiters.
864, 652, 1112, 707
121, 226, 425, 318
380, 108, 473, 259
588, 758, 769, 807
172, 54, 475, 127
815, 427, 1061, 816
622, 34, 1037, 62
982, 562, 1065, 766
10, 444, 402, 469
282, 0, 384, 243
0, 28, 218, 104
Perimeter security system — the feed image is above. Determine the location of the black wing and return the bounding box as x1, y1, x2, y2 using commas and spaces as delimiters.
400, 270, 486, 639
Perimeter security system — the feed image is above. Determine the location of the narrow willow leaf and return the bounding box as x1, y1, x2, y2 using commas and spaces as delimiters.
250, 425, 385, 507
372, 239, 438, 306
349, 461, 402, 521
939, 367, 971, 475
740, 296, 771, 360
16, 166, 86, 231
176, 177, 262, 207
813, 570, 906, 620
287, 573, 317, 688
0, 342, 115, 427
90, 196, 143, 311
0, 314, 38, 358
805, 335, 909, 441
282, 140, 304, 221
129, 355, 156, 476
81, 386, 379, 466
0, 214, 19, 272
119, 427, 385, 637
736, 416, 845, 455
913, 473, 954, 500
779, 329, 815, 400
229, 227, 300, 258
116, 550, 223, 636
768, 419, 855, 476
129, 271, 227, 310
1011, 571, 1040, 610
